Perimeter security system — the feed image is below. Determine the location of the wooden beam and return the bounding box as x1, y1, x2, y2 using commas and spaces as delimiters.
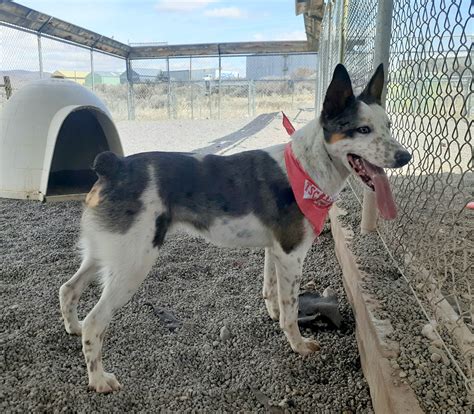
130, 43, 219, 58
219, 41, 311, 55
129, 41, 311, 59
0, 1, 130, 58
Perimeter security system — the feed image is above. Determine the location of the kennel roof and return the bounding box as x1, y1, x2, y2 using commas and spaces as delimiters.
0, 78, 123, 201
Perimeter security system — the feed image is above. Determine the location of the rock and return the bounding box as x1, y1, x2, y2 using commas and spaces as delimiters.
430, 353, 441, 363
322, 287, 336, 298
212, 341, 219, 347
428, 346, 450, 366
399, 371, 407, 378
220, 326, 231, 341
277, 398, 290, 408
421, 322, 438, 341
304, 281, 317, 290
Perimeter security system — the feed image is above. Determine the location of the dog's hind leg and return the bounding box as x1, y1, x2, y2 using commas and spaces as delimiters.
59, 254, 98, 336
81, 247, 158, 393
273, 243, 320, 356
263, 248, 279, 320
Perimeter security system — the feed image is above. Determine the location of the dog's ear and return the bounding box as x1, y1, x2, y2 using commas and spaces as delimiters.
359, 63, 384, 104
322, 64, 354, 119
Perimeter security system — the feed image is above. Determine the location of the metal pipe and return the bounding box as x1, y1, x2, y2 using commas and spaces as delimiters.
360, 0, 394, 234
189, 56, 194, 119
90, 48, 94, 91
37, 34, 43, 79
126, 58, 135, 120
167, 57, 171, 119
218, 51, 222, 120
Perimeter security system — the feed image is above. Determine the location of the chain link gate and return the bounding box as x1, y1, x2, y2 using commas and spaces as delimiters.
317, 0, 473, 396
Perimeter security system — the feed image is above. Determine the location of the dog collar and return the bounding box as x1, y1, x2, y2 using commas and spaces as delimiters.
284, 142, 337, 236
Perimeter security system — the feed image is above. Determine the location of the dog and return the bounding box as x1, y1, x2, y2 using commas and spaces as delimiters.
59, 64, 411, 393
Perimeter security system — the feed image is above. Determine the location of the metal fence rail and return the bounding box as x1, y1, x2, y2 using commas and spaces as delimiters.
318, 0, 473, 395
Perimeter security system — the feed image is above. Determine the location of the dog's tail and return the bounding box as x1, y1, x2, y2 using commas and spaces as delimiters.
93, 151, 122, 179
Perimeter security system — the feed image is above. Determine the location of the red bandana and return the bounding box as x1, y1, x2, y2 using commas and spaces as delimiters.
284, 143, 336, 236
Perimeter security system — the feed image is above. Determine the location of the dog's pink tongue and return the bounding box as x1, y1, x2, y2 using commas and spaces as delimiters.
362, 160, 397, 220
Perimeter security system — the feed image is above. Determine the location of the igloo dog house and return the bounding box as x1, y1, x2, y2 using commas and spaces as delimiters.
0, 79, 123, 201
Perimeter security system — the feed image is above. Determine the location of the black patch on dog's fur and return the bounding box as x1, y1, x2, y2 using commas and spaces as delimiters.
150, 150, 304, 253
90, 153, 150, 234
92, 150, 305, 253
320, 64, 385, 143
153, 213, 171, 247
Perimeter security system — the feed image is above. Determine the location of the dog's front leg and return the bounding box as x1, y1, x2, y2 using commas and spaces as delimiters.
273, 247, 320, 356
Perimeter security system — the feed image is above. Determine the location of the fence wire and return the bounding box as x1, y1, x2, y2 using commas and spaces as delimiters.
381, 0, 473, 389
128, 54, 317, 121
319, 0, 473, 395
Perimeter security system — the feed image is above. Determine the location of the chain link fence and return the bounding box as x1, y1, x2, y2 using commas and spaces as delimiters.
0, 22, 129, 119
1, 22, 317, 122
318, 0, 473, 395
128, 54, 317, 121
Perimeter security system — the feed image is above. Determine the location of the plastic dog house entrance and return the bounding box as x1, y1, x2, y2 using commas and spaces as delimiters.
0, 79, 124, 201
47, 109, 109, 198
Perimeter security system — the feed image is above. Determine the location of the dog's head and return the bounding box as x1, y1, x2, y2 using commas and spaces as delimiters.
320, 64, 411, 219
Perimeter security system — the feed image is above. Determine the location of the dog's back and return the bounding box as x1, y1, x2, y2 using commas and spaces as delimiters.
85, 150, 304, 250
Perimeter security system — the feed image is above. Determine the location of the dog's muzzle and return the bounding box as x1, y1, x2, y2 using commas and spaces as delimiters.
393, 150, 412, 168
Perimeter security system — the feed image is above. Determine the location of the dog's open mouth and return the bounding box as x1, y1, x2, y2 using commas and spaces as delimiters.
347, 154, 397, 220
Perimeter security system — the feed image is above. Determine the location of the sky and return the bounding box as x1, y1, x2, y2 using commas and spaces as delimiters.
19, 0, 307, 45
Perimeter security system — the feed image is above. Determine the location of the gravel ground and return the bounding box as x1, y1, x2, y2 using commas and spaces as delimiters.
1, 116, 372, 412
337, 188, 472, 413
0, 201, 372, 413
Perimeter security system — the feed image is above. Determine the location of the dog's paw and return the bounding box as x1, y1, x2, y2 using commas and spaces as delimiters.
64, 320, 82, 336
264, 299, 280, 321
88, 372, 122, 393
293, 338, 320, 356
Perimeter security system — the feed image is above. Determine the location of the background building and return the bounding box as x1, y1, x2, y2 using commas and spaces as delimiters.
84, 71, 121, 87
246, 54, 317, 79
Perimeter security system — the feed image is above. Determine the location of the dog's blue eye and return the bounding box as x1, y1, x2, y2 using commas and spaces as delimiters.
357, 126, 371, 134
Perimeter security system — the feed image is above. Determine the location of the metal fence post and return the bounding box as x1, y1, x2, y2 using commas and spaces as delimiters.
218, 52, 222, 120
166, 57, 171, 119
126, 58, 135, 120
90, 48, 94, 91
251, 80, 256, 116
247, 80, 251, 117
37, 34, 43, 79
360, 0, 394, 234
189, 56, 194, 119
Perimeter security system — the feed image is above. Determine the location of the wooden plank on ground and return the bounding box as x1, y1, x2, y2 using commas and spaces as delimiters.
329, 204, 424, 414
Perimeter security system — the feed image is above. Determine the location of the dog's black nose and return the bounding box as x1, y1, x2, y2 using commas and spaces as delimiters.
393, 150, 412, 167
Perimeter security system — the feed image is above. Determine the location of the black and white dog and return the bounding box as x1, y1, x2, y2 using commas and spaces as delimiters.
59, 64, 411, 392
